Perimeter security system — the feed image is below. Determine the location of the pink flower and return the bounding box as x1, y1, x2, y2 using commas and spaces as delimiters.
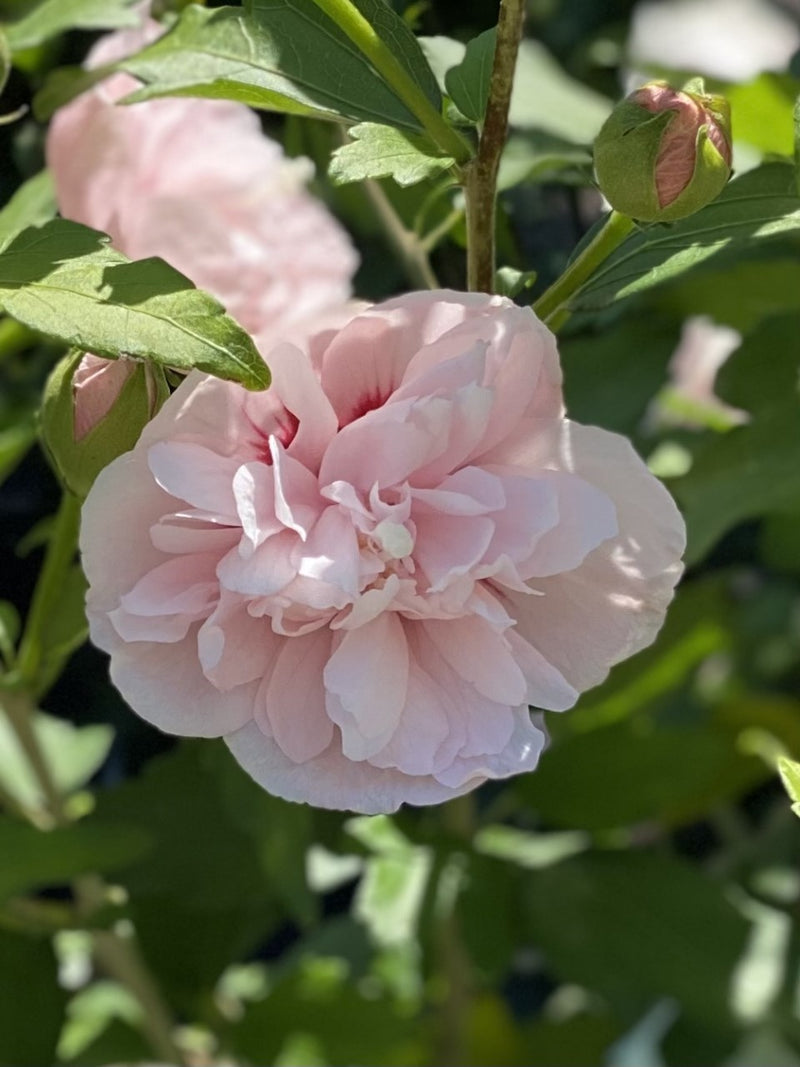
80, 292, 686, 813
46, 19, 358, 341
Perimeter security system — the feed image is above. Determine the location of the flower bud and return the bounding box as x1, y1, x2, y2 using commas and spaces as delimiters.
594, 80, 732, 222
41, 351, 168, 497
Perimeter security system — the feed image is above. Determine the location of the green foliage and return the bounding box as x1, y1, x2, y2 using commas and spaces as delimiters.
4, 0, 140, 52
119, 1, 431, 131
0, 219, 270, 389
330, 122, 455, 186
778, 756, 800, 816
570, 163, 800, 313
0, 815, 150, 902
444, 28, 495, 125
0, 710, 111, 810
0, 929, 66, 1066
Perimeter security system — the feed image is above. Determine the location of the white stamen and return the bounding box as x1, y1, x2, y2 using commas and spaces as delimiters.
372, 519, 414, 560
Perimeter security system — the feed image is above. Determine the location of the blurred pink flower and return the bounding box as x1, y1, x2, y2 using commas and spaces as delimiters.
46, 18, 358, 341
81, 292, 686, 813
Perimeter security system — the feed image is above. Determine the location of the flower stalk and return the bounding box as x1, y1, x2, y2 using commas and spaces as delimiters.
464, 0, 526, 292
532, 209, 636, 331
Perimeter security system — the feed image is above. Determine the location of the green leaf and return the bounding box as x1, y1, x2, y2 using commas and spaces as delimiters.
93, 744, 288, 1012
330, 122, 454, 186
778, 756, 800, 816
422, 35, 610, 143
119, 3, 426, 131
498, 131, 593, 190
0, 929, 66, 1066
0, 169, 56, 248
37, 564, 89, 689
0, 710, 113, 810
444, 28, 495, 124
516, 720, 767, 830
346, 816, 432, 948
524, 851, 748, 1029
4, 0, 140, 52
570, 164, 800, 314
0, 816, 150, 903
0, 220, 269, 390
673, 400, 800, 564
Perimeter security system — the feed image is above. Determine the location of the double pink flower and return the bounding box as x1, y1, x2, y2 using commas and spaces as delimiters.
81, 292, 686, 812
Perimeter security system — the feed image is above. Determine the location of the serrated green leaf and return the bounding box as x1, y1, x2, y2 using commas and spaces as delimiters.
330, 122, 454, 186
0, 220, 269, 390
0, 710, 113, 809
673, 399, 800, 564
0, 169, 56, 248
119, 3, 426, 131
0, 815, 150, 903
570, 164, 800, 314
444, 28, 495, 124
4, 0, 140, 52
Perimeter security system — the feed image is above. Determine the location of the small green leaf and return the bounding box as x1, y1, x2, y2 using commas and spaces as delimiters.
0, 220, 269, 390
0, 170, 57, 249
0, 816, 150, 903
0, 413, 37, 488
778, 756, 800, 816
119, 2, 425, 131
330, 122, 454, 186
4, 0, 140, 52
571, 163, 800, 314
0, 710, 114, 810
494, 265, 537, 298
444, 28, 495, 124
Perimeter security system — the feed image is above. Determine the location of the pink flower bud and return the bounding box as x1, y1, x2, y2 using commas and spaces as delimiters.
594, 80, 732, 222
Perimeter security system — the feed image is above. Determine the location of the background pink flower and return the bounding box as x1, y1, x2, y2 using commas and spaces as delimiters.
46, 19, 358, 341
80, 291, 686, 813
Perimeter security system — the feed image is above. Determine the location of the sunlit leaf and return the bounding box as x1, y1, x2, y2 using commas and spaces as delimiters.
0, 220, 269, 390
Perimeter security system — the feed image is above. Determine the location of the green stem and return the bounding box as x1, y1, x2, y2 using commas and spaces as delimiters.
16, 491, 82, 688
464, 0, 526, 292
533, 210, 635, 330
308, 0, 471, 165
0, 690, 65, 825
363, 177, 439, 289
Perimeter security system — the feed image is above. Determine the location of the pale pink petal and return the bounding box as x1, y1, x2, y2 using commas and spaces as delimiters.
265, 342, 338, 471
216, 530, 298, 597
423, 616, 528, 707
518, 470, 618, 578
107, 639, 258, 737
226, 721, 470, 813
270, 440, 322, 538
147, 441, 238, 517
324, 614, 409, 760
197, 593, 280, 691
413, 513, 495, 592
508, 424, 685, 691
260, 629, 334, 763
297, 505, 361, 597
